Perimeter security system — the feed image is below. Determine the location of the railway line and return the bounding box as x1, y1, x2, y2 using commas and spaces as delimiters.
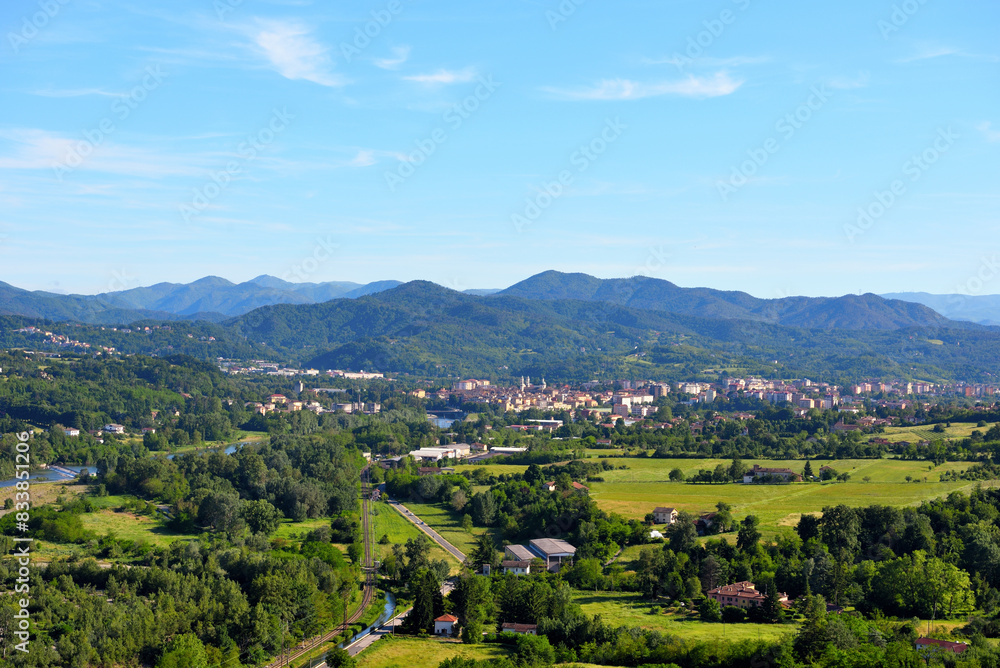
265, 465, 376, 668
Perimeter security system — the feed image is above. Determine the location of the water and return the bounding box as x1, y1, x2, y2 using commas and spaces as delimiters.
0, 465, 89, 488
165, 443, 241, 460
428, 417, 455, 429
339, 591, 396, 648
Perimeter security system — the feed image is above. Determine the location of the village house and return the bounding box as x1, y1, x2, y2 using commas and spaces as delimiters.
501, 623, 538, 635
743, 464, 803, 483
707, 581, 789, 609
528, 538, 576, 571
502, 560, 531, 575
915, 638, 968, 656
103, 423, 125, 434
434, 614, 459, 636
504, 545, 535, 562
652, 507, 678, 524
543, 480, 589, 493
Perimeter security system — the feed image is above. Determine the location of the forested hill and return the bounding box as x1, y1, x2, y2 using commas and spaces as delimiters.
225, 281, 1000, 384
3, 280, 1000, 383
499, 271, 951, 330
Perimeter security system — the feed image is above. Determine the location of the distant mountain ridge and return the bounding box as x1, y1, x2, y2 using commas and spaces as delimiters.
498, 271, 950, 330
881, 292, 1000, 327
0, 276, 406, 325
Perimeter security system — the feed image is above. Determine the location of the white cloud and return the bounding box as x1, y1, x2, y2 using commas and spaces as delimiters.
542, 72, 742, 101
374, 46, 411, 70
252, 20, 346, 87
641, 55, 770, 68
977, 122, 1000, 143
351, 150, 376, 167
896, 45, 999, 64
403, 67, 477, 85
828, 71, 870, 90
29, 88, 120, 98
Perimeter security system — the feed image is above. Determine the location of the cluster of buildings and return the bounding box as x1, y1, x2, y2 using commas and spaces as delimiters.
244, 393, 381, 416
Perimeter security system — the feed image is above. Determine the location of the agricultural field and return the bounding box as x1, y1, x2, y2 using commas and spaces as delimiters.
572, 591, 797, 644
880, 422, 985, 443
453, 456, 997, 538
400, 500, 490, 558
589, 457, 998, 534
370, 501, 463, 573
356, 635, 511, 668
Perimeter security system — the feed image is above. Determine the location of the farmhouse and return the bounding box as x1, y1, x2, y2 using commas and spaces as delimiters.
742, 464, 802, 483
652, 507, 678, 524
501, 623, 538, 635
707, 581, 789, 609
543, 480, 589, 493
502, 560, 531, 575
103, 423, 125, 434
915, 638, 967, 655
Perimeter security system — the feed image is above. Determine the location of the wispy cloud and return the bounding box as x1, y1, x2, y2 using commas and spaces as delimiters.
251, 19, 346, 87
896, 45, 999, 64
351, 150, 376, 167
29, 88, 121, 98
977, 122, 1000, 143
374, 45, 410, 70
828, 71, 870, 90
403, 67, 477, 85
641, 55, 770, 68
542, 72, 742, 101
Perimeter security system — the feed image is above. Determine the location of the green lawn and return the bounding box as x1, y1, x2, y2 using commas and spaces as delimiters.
357, 636, 511, 668
79, 508, 200, 547
371, 501, 463, 573
573, 591, 798, 643
399, 501, 488, 559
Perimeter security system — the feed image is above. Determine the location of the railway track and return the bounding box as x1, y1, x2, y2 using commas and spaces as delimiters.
266, 465, 376, 668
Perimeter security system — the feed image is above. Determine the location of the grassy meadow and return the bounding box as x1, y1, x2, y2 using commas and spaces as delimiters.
572, 591, 798, 643
356, 635, 511, 668
371, 501, 463, 573
397, 500, 489, 559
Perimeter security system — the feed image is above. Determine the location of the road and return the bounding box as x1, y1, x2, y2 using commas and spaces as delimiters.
334, 582, 455, 663
384, 491, 467, 563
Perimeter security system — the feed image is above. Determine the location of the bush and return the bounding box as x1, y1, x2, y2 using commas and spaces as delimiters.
721, 606, 747, 624
699, 597, 722, 622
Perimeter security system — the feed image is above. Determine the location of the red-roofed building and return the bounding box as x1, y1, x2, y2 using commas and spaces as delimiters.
915, 637, 968, 655
707, 581, 788, 609
434, 614, 459, 636
501, 622, 538, 635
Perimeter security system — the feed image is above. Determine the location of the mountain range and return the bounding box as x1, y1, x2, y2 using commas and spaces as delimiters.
4, 272, 1000, 383
0, 271, 977, 330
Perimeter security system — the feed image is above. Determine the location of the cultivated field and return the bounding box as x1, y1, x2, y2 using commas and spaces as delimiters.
880, 422, 985, 443
356, 636, 511, 668
572, 591, 798, 643
453, 456, 997, 537
398, 500, 489, 558
370, 500, 462, 573
588, 457, 997, 532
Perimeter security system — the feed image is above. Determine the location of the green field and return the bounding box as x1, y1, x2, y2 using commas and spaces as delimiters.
573, 591, 798, 643
880, 422, 985, 443
371, 501, 463, 573
588, 457, 996, 532
452, 457, 996, 537
357, 636, 511, 668
399, 501, 489, 559
79, 508, 200, 547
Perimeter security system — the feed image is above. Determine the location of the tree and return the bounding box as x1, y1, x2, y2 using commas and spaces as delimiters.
451, 489, 468, 512
325, 648, 357, 668
157, 634, 209, 668
699, 597, 722, 622
523, 463, 543, 485
819, 505, 860, 558
797, 514, 821, 543
471, 492, 497, 526
667, 511, 697, 554
803, 460, 814, 478
737, 515, 761, 552
402, 569, 442, 634
240, 498, 282, 535
470, 533, 499, 571
668, 468, 685, 482
453, 574, 493, 644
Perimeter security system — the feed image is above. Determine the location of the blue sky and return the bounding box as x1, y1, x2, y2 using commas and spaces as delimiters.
0, 0, 997, 298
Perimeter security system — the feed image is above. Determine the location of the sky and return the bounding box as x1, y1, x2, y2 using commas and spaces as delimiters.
0, 0, 997, 298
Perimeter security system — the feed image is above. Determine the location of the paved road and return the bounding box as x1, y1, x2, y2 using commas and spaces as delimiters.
384, 492, 467, 563
328, 582, 456, 665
